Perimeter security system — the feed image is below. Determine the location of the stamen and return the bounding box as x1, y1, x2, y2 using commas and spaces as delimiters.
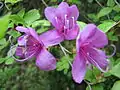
72, 17, 75, 27
66, 20, 69, 29
55, 17, 58, 24
64, 14, 67, 25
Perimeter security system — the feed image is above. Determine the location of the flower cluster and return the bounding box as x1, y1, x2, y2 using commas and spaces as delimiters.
15, 2, 109, 83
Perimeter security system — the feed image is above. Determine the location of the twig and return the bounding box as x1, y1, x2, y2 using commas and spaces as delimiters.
114, 0, 120, 8
84, 80, 92, 90
41, 0, 48, 7
0, 2, 3, 10
59, 43, 72, 66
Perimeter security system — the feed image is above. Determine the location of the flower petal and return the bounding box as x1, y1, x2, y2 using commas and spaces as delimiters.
15, 47, 25, 58
68, 5, 79, 20
39, 29, 64, 47
72, 53, 86, 83
65, 24, 79, 40
18, 35, 27, 46
44, 7, 56, 27
16, 26, 29, 34
16, 26, 40, 43
87, 47, 109, 72
79, 24, 108, 48
36, 48, 56, 71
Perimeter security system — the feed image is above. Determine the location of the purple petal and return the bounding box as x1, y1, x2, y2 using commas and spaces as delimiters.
18, 35, 27, 46
44, 7, 57, 27
87, 47, 109, 72
72, 53, 86, 83
65, 24, 79, 40
57, 2, 69, 19
68, 5, 79, 20
28, 28, 40, 41
15, 47, 25, 58
36, 48, 56, 71
79, 24, 108, 48
16, 26, 40, 43
16, 26, 29, 34
39, 29, 64, 47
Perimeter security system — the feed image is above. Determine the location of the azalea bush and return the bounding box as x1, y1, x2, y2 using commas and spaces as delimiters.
0, 0, 120, 90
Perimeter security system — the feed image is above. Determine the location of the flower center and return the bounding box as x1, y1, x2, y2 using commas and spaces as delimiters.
55, 14, 75, 33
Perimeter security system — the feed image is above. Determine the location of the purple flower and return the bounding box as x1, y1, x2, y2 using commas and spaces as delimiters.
72, 24, 109, 83
39, 2, 79, 47
15, 26, 56, 71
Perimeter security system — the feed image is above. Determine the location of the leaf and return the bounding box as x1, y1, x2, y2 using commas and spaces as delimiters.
56, 56, 72, 74
24, 9, 40, 25
5, 0, 22, 4
112, 81, 120, 90
87, 13, 99, 22
0, 38, 8, 50
0, 58, 6, 64
86, 84, 104, 90
32, 20, 50, 28
110, 62, 120, 78
77, 21, 87, 30
114, 15, 120, 21
113, 5, 120, 12
5, 57, 14, 65
98, 21, 116, 33
10, 14, 25, 25
97, 7, 112, 18
107, 0, 115, 7
17, 8, 25, 18
7, 30, 21, 38
0, 14, 10, 39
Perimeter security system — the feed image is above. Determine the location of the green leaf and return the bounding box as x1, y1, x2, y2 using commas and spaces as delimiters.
24, 9, 40, 25
56, 56, 72, 74
112, 81, 120, 90
77, 21, 87, 30
5, 0, 22, 4
0, 14, 10, 39
107, 31, 118, 41
87, 13, 99, 22
5, 57, 14, 65
110, 62, 120, 78
32, 20, 50, 28
113, 5, 120, 12
10, 14, 25, 25
114, 15, 120, 21
107, 0, 115, 7
97, 7, 112, 18
17, 8, 25, 18
0, 58, 6, 64
86, 84, 104, 90
7, 30, 21, 38
98, 21, 116, 33
0, 38, 8, 50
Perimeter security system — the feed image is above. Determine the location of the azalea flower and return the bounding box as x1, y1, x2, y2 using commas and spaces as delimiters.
72, 24, 109, 83
39, 2, 79, 47
15, 26, 56, 71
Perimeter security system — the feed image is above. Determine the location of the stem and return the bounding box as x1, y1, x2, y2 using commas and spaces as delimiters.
84, 80, 92, 90
114, 0, 120, 7
59, 43, 72, 66
0, 2, 3, 10
41, 0, 48, 7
